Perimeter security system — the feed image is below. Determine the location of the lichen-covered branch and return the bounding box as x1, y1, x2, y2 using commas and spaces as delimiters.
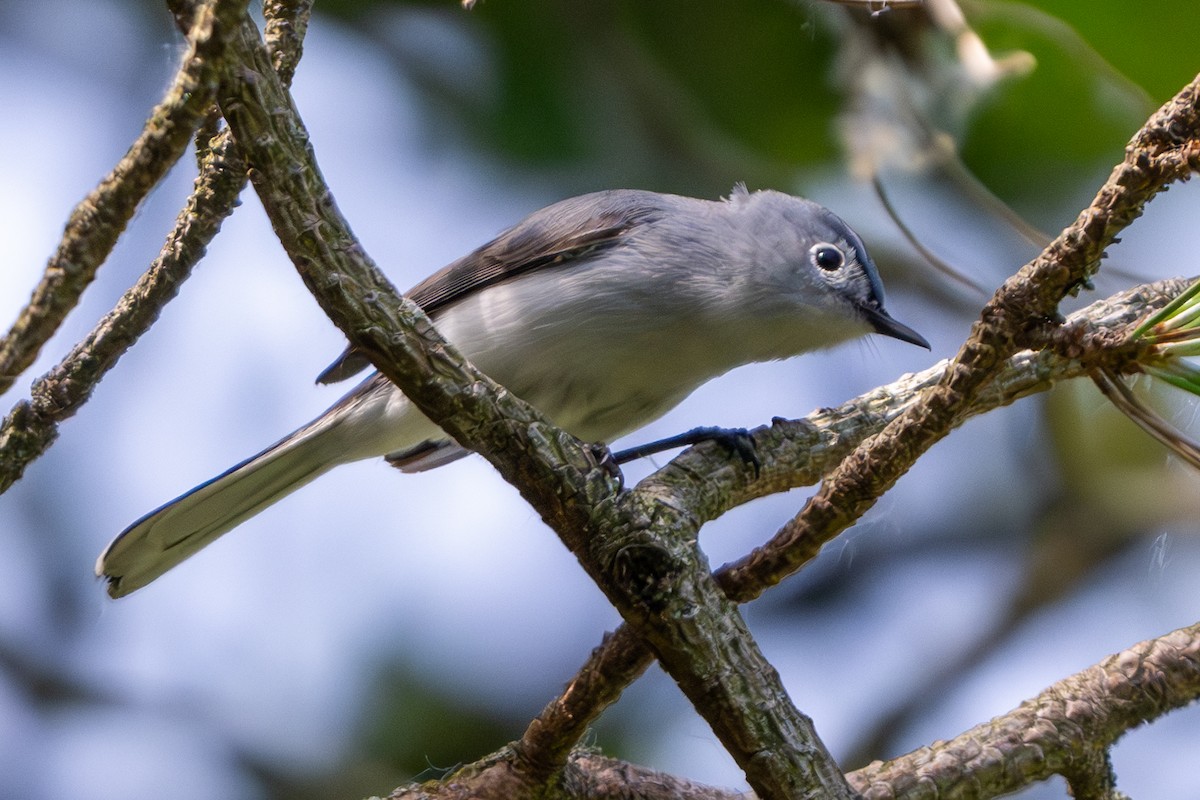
0, 0, 249, 398
643, 279, 1177, 537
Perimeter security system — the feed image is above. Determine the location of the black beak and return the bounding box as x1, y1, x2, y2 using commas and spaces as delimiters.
862, 306, 930, 350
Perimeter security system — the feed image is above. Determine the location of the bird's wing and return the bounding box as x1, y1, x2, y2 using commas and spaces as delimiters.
316, 192, 664, 384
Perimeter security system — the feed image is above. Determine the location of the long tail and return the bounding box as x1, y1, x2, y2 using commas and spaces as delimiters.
97, 415, 359, 598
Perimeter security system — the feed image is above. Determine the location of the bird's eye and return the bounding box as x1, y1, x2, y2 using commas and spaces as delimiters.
810, 243, 845, 272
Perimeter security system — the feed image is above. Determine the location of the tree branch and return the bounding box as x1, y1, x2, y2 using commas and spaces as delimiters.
214, 31, 1194, 790
0, 0, 249, 397
397, 616, 1200, 799
520, 77, 1198, 788
211, 13, 860, 798
0, 0, 313, 495
0, 129, 245, 494
515, 277, 1186, 776
262, 0, 312, 86
849, 620, 1200, 798
507, 74, 1200, 795
391, 749, 752, 800
721, 72, 1200, 600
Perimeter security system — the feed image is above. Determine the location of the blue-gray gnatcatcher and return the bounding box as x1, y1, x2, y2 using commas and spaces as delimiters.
97, 186, 928, 597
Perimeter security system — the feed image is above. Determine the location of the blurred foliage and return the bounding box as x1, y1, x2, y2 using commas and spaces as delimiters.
1014, 0, 1199, 99
124, 0, 1198, 204
359, 662, 515, 778
338, 0, 847, 194
329, 657, 637, 795
296, 0, 1200, 207
960, 2, 1167, 208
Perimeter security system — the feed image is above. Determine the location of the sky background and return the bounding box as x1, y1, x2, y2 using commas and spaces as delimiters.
2, 1, 1200, 798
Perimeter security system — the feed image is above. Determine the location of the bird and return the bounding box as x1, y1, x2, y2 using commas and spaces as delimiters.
96, 186, 929, 597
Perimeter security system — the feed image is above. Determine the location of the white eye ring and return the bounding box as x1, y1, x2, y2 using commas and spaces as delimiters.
810, 243, 845, 271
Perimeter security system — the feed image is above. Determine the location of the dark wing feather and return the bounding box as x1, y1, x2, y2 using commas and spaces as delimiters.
317, 191, 663, 384
315, 348, 374, 384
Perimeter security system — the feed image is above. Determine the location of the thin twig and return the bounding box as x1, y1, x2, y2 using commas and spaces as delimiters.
263, 0, 313, 85
871, 173, 987, 293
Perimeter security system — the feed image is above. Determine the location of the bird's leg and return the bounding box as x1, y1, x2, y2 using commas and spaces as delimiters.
612, 426, 760, 474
